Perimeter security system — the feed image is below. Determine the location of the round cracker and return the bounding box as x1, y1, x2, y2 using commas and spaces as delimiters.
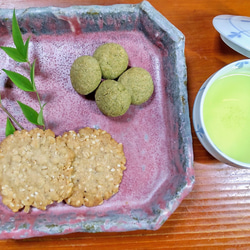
61, 127, 126, 207
0, 128, 74, 212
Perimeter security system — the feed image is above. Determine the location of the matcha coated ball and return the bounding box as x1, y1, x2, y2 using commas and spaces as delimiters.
93, 43, 129, 80
118, 67, 154, 105
70, 55, 102, 95
95, 80, 131, 117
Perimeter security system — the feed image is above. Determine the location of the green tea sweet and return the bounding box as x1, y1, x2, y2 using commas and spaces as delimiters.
70, 56, 102, 95
118, 67, 154, 105
93, 43, 129, 80
95, 80, 131, 117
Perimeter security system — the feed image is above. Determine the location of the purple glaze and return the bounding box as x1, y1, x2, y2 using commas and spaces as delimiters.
0, 1, 194, 239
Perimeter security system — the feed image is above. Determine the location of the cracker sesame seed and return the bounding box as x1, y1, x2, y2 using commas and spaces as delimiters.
0, 128, 75, 212
0, 127, 125, 211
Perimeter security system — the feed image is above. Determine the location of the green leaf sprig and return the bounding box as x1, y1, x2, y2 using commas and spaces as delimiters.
0, 9, 46, 136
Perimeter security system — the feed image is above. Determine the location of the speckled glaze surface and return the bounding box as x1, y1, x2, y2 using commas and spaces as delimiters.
0, 1, 194, 239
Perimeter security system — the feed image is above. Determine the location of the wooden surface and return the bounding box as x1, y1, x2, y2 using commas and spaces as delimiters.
1, 0, 250, 249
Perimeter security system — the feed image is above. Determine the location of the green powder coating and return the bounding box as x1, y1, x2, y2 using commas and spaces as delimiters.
70, 55, 102, 95
93, 43, 129, 80
203, 74, 250, 163
95, 80, 131, 117
118, 67, 154, 105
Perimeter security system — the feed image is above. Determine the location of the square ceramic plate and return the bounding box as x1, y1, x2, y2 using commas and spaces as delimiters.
0, 1, 194, 239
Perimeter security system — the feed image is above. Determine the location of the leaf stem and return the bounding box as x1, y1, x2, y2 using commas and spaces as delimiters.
0, 101, 24, 130
28, 61, 42, 108
36, 91, 45, 131
28, 60, 45, 130
35, 90, 43, 110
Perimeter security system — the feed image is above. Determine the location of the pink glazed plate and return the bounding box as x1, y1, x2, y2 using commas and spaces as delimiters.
0, 1, 194, 239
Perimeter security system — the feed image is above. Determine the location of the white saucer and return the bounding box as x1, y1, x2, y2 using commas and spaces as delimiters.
213, 15, 250, 58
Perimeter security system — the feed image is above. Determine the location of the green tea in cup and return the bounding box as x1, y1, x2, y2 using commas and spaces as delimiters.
203, 72, 250, 163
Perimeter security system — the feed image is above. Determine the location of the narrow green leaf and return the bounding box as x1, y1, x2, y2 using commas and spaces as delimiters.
17, 100, 40, 125
37, 103, 46, 126
24, 36, 30, 60
5, 117, 16, 137
30, 60, 36, 90
2, 69, 34, 92
0, 46, 27, 62
12, 9, 26, 59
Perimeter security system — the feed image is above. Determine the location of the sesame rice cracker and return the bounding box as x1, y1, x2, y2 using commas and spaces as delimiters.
61, 127, 126, 207
0, 128, 75, 213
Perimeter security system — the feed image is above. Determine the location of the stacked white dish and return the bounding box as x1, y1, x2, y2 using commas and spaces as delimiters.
213, 15, 250, 58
